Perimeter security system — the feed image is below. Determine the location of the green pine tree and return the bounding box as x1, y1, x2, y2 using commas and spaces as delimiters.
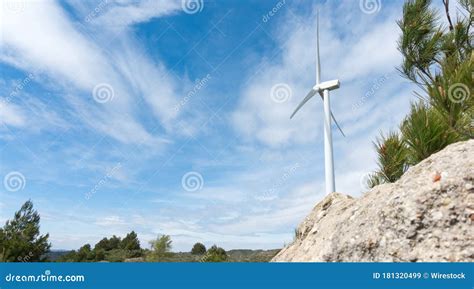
120, 231, 141, 251
368, 0, 472, 187
0, 200, 51, 262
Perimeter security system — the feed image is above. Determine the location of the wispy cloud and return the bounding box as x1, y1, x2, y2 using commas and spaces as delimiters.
0, 0, 182, 145
0, 1, 418, 251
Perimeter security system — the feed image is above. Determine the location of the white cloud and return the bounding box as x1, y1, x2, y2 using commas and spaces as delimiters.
94, 0, 181, 28
0, 101, 25, 127
232, 4, 403, 147
0, 0, 182, 145
0, 1, 420, 252
95, 215, 126, 226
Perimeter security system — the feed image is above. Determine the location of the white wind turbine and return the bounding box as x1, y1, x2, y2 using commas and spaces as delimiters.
290, 12, 345, 196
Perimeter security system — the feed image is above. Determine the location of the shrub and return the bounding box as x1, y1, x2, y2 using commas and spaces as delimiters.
191, 242, 206, 255
372, 131, 408, 184
94, 249, 106, 261
201, 245, 227, 262
146, 235, 173, 261
76, 244, 94, 262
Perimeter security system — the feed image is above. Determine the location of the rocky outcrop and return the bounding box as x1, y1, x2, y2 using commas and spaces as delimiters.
272, 140, 474, 262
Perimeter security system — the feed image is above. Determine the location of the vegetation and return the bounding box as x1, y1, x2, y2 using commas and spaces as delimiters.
0, 201, 279, 263
0, 200, 51, 262
201, 245, 228, 262
146, 235, 173, 261
401, 102, 459, 164
120, 231, 141, 251
369, 131, 408, 186
191, 242, 206, 255
58, 231, 143, 262
368, 0, 473, 188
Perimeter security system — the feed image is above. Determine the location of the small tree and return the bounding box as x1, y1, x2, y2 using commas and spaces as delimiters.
94, 237, 111, 251
146, 235, 172, 261
191, 242, 206, 255
94, 248, 106, 261
120, 231, 141, 251
76, 244, 94, 262
202, 245, 227, 262
0, 200, 50, 262
108, 235, 121, 250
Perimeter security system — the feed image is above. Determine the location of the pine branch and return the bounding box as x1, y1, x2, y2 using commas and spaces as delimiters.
442, 0, 454, 31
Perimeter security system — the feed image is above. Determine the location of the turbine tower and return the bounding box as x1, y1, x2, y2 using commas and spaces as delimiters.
290, 11, 345, 196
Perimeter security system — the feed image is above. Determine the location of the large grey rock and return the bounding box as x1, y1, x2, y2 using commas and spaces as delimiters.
272, 140, 474, 262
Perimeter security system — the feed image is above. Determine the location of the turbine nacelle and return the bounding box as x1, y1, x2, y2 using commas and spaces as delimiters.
313, 79, 340, 93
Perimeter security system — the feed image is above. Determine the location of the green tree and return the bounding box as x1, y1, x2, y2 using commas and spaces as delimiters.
94, 237, 112, 251
94, 248, 106, 261
76, 244, 94, 262
120, 231, 141, 251
191, 242, 206, 255
108, 235, 121, 250
202, 245, 227, 262
57, 250, 77, 262
369, 0, 472, 187
146, 235, 172, 261
0, 200, 50, 262
398, 0, 472, 137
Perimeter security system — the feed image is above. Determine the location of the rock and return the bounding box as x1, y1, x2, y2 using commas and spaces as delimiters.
272, 140, 474, 262
124, 257, 145, 262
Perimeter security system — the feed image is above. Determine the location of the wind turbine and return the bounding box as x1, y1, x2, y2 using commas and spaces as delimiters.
290, 11, 345, 196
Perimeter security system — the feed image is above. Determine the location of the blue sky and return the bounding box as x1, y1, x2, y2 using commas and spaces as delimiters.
0, 0, 445, 251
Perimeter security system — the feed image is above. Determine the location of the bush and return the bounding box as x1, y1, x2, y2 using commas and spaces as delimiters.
59, 231, 143, 262
76, 244, 94, 262
201, 245, 227, 262
401, 102, 459, 165
372, 131, 408, 185
94, 249, 106, 261
191, 242, 206, 255
146, 235, 173, 261
57, 251, 77, 262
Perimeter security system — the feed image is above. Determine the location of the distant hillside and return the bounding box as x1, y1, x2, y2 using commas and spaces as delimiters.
45, 250, 73, 261
50, 248, 280, 262
124, 249, 280, 263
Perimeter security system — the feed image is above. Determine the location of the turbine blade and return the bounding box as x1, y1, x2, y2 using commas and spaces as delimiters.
316, 10, 321, 85
317, 91, 345, 137
330, 111, 346, 137
290, 89, 317, 119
